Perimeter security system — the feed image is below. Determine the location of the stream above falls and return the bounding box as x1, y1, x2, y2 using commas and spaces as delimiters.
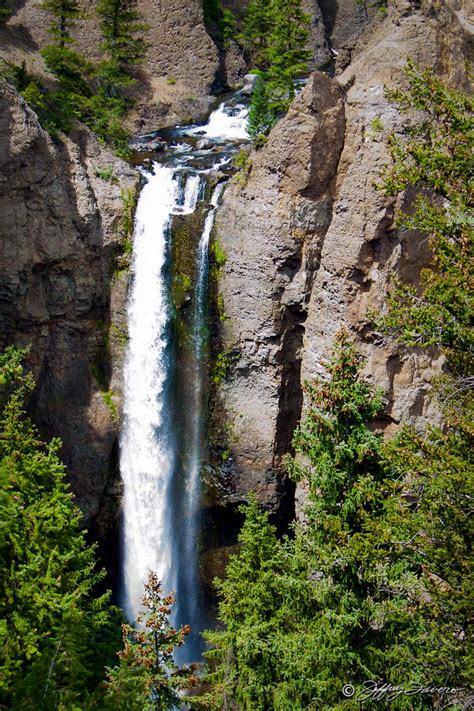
119, 94, 249, 662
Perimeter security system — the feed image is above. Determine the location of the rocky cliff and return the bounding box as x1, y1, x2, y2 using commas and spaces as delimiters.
5, 0, 367, 130
212, 0, 473, 520
0, 0, 472, 568
8, 0, 220, 129
0, 81, 137, 538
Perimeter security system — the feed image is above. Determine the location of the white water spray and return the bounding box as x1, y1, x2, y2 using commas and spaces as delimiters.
120, 93, 248, 659
188, 102, 249, 141
120, 165, 201, 620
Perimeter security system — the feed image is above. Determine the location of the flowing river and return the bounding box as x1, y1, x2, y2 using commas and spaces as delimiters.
119, 96, 248, 661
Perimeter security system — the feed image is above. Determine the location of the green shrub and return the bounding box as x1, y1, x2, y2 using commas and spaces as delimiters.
110, 323, 129, 346
95, 166, 114, 181
102, 390, 119, 422
119, 187, 138, 239
211, 240, 226, 269
232, 149, 252, 185
371, 115, 384, 132
211, 351, 233, 385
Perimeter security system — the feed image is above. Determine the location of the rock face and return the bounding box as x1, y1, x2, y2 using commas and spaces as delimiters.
213, 72, 345, 512
303, 0, 330, 67
318, 0, 376, 50
0, 81, 137, 529
9, 0, 220, 129
1, 0, 472, 554
213, 0, 473, 518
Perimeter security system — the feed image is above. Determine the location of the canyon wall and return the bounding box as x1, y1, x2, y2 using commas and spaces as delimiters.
8, 0, 220, 128
0, 0, 472, 546
212, 0, 473, 519
0, 81, 137, 535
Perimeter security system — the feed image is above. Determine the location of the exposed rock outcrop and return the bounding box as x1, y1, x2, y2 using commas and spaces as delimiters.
212, 72, 345, 513
318, 0, 376, 51
303, 0, 331, 67
9, 0, 220, 129
213, 0, 472, 518
0, 80, 137, 530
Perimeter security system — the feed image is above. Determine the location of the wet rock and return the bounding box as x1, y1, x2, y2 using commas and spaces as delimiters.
129, 137, 167, 153
148, 140, 166, 152
196, 138, 215, 150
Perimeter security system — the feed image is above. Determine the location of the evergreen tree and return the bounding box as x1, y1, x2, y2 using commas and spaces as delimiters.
0, 347, 119, 708
241, 0, 274, 69
197, 335, 389, 709
194, 497, 290, 710
242, 0, 311, 138
265, 0, 311, 107
103, 572, 197, 710
97, 0, 147, 72
202, 0, 237, 50
35, 0, 147, 152
247, 75, 275, 144
40, 0, 89, 115
40, 0, 80, 47
198, 333, 473, 708
92, 0, 147, 151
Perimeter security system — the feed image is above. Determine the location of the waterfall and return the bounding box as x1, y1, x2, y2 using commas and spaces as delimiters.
120, 166, 201, 621
120, 95, 248, 662
187, 102, 249, 141
174, 180, 226, 662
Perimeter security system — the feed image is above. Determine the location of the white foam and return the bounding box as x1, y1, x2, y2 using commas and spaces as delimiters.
188, 102, 249, 142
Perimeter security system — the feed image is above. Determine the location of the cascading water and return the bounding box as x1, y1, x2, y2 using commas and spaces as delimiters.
120, 166, 202, 621
174, 181, 226, 662
120, 96, 248, 660
187, 101, 249, 141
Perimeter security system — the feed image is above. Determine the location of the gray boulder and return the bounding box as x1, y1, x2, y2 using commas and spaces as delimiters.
196, 138, 215, 150
241, 73, 259, 96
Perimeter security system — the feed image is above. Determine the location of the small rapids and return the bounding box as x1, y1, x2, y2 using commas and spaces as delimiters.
187, 101, 249, 142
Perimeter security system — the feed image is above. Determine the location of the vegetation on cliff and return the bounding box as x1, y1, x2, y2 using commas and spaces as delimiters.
195, 66, 473, 709
0, 349, 195, 709
377, 60, 473, 382
2, 0, 147, 153
241, 0, 312, 143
